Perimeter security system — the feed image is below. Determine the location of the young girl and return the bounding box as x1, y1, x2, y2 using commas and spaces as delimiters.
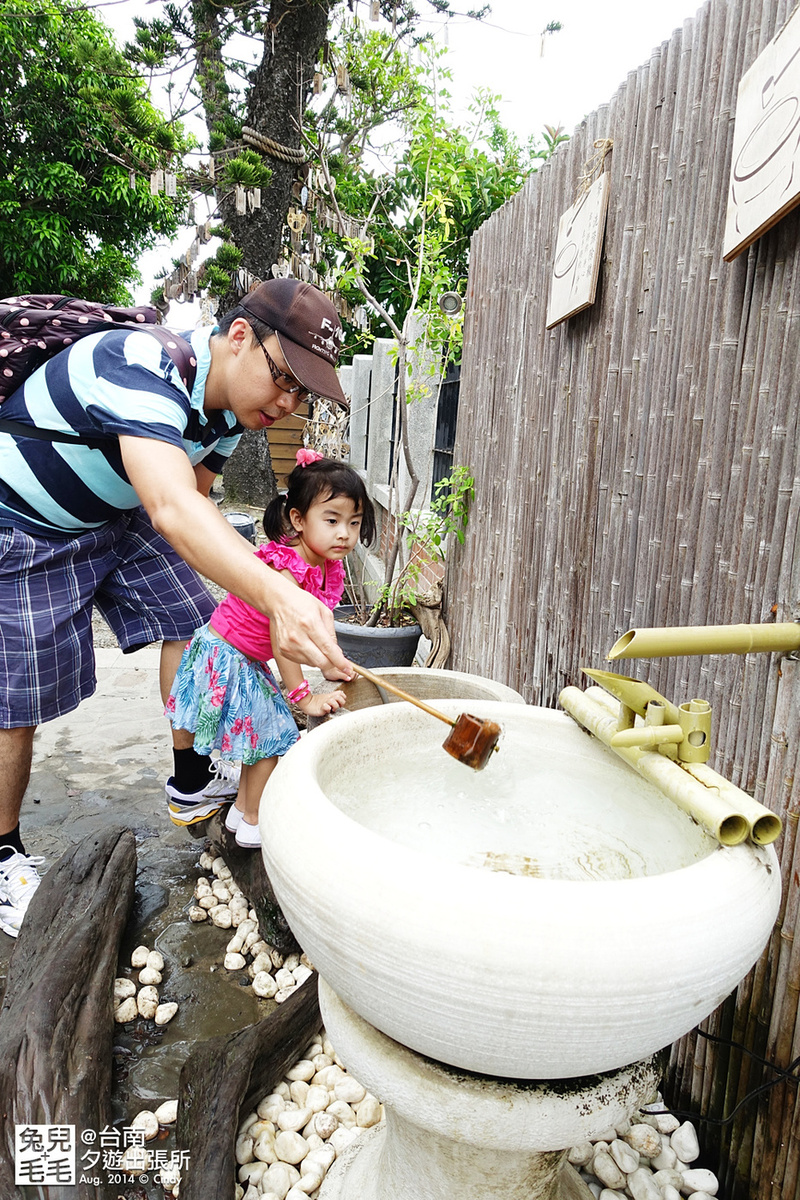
165, 450, 376, 849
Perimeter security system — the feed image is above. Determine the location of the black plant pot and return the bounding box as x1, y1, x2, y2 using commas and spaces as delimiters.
333, 605, 422, 668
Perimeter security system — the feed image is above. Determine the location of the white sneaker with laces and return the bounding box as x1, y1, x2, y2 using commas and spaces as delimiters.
165, 759, 241, 826
0, 848, 45, 938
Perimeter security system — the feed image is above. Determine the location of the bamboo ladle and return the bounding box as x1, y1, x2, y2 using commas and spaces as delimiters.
348, 663, 501, 771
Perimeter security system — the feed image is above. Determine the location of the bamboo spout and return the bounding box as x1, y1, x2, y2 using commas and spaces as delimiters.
608, 622, 800, 660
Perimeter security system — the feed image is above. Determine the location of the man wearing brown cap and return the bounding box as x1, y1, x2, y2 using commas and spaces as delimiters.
0, 278, 351, 937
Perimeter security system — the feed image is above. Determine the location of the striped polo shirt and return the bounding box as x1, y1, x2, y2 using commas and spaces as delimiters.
0, 324, 242, 534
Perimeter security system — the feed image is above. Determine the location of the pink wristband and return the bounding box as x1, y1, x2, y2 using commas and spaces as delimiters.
288, 680, 311, 704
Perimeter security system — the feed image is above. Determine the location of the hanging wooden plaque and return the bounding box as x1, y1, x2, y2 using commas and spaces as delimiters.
546, 171, 610, 329
723, 6, 800, 261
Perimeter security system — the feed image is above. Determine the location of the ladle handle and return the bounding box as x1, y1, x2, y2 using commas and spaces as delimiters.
349, 663, 455, 728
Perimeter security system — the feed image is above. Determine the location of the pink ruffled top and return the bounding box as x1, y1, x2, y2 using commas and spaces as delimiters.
210, 540, 345, 661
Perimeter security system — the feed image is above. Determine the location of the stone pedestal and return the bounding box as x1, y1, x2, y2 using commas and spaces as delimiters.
318, 980, 663, 1200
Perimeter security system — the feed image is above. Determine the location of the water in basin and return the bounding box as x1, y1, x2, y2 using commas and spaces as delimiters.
318, 716, 716, 881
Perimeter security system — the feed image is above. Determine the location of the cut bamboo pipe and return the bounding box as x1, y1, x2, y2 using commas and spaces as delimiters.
559, 686, 749, 846
608, 623, 800, 661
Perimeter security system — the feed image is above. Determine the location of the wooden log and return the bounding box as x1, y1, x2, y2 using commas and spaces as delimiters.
0, 827, 137, 1200
176, 972, 321, 1200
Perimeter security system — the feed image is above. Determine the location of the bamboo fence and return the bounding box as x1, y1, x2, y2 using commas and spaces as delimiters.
446, 0, 800, 1195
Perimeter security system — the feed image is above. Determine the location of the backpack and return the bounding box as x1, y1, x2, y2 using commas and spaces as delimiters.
0, 294, 198, 447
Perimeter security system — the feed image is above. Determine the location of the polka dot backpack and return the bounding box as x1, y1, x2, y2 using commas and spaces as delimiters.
0, 294, 196, 444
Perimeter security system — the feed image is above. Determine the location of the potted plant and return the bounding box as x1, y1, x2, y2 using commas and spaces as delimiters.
333, 465, 474, 667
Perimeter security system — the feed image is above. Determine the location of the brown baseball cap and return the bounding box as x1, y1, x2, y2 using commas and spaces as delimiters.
240, 279, 347, 408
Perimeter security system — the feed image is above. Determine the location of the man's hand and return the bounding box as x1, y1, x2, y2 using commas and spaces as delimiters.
119, 436, 350, 675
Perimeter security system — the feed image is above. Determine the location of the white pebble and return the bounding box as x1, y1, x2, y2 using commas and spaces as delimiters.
227, 933, 245, 954
680, 1168, 718, 1194
113, 978, 136, 1003
334, 1077, 366, 1105
275, 1130, 309, 1165
326, 1100, 356, 1129
131, 1110, 159, 1142
253, 971, 279, 999
293, 965, 313, 986
198, 851, 215, 868
671, 1122, 701, 1164
286, 1060, 315, 1083
131, 945, 150, 968
188, 905, 209, 921
154, 1099, 178, 1125
309, 1112, 338, 1140
289, 1081, 310, 1107
275, 1082, 291, 1099
114, 997, 138, 1023
275, 986, 297, 1004
270, 949, 285, 969
312, 1053, 333, 1071
568, 1143, 594, 1167
210, 905, 233, 929
198, 895, 217, 910
238, 1162, 267, 1186
235, 1134, 254, 1165
662, 1189, 682, 1200
263, 1160, 300, 1198
356, 1095, 382, 1128
651, 1143, 679, 1170
278, 1107, 312, 1133
254, 1128, 278, 1165
305, 1085, 329, 1114
121, 1145, 152, 1173
592, 1147, 626, 1191
225, 953, 247, 972
654, 1113, 681, 1135
146, 950, 164, 971
625, 1124, 662, 1158
258, 1094, 286, 1121
609, 1138, 639, 1174
276, 968, 296, 990
138, 966, 162, 986
302, 1145, 336, 1175
628, 1167, 662, 1200
155, 1002, 178, 1026
249, 951, 272, 978
599, 1192, 626, 1200
328, 1125, 358, 1156
653, 1168, 684, 1190
137, 986, 159, 1019
314, 1065, 345, 1088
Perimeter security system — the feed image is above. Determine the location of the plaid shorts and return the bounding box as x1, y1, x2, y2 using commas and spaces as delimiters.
0, 508, 216, 727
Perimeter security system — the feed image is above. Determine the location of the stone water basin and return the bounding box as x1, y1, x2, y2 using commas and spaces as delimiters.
261, 702, 780, 1079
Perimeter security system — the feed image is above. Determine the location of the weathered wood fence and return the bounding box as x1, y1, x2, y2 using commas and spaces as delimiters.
447, 0, 800, 1195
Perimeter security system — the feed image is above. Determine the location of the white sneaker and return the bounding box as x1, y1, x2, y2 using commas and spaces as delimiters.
0, 848, 45, 938
165, 759, 241, 826
225, 804, 244, 833
235, 819, 261, 850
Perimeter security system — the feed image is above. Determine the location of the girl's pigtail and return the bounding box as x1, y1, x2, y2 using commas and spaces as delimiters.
262, 494, 289, 542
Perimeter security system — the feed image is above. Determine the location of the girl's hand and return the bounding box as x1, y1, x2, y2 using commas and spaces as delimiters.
298, 690, 348, 718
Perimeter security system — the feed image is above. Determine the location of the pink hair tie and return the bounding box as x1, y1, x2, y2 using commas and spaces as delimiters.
296, 448, 324, 467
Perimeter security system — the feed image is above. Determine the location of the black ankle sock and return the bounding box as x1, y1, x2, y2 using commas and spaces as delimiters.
172, 747, 213, 793
0, 826, 25, 858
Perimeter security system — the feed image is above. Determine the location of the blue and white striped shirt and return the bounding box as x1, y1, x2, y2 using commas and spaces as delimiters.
0, 324, 242, 534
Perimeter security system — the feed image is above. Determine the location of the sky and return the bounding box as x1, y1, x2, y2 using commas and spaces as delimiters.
99, 0, 702, 307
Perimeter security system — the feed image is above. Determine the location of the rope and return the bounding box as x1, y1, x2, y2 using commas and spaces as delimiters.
575, 138, 614, 200
242, 126, 307, 164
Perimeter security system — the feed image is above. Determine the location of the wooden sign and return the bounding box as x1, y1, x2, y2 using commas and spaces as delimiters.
723, 7, 800, 261
546, 172, 610, 329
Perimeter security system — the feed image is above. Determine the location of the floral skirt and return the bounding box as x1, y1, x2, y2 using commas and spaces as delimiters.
166, 624, 299, 765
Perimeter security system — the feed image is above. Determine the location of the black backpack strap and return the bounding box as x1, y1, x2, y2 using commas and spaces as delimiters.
0, 327, 199, 447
